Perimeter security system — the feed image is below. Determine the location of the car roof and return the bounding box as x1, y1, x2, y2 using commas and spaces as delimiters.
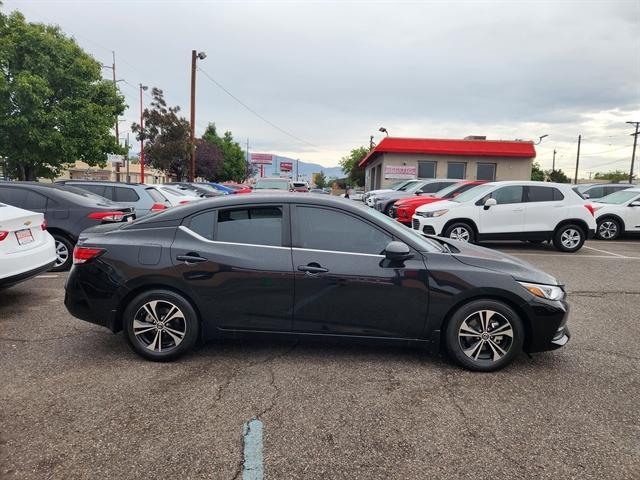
59, 180, 148, 188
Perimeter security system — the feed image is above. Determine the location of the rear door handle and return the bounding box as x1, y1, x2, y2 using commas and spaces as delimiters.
297, 264, 329, 274
177, 254, 207, 264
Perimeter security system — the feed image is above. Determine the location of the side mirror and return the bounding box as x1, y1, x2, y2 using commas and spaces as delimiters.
629, 201, 640, 207
384, 241, 413, 262
484, 198, 497, 210
582, 193, 590, 199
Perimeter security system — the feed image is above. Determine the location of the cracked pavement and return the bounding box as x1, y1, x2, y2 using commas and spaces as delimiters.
1, 239, 639, 479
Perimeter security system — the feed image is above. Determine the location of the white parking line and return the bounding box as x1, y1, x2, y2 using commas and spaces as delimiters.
501, 252, 639, 259
582, 245, 627, 258
242, 419, 264, 480
35, 275, 59, 279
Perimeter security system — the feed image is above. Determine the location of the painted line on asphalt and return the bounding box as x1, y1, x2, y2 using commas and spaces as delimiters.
582, 245, 628, 258
242, 418, 264, 480
35, 274, 59, 279
503, 252, 638, 259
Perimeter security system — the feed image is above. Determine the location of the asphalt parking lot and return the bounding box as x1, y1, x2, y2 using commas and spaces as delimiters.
1, 239, 639, 479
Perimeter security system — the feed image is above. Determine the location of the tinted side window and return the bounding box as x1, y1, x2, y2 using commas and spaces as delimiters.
189, 211, 215, 240
115, 187, 140, 202
24, 191, 48, 210
586, 186, 604, 198
419, 182, 445, 194
296, 206, 391, 255
0, 188, 27, 207
81, 184, 107, 197
527, 186, 556, 202
217, 206, 282, 246
480, 186, 523, 205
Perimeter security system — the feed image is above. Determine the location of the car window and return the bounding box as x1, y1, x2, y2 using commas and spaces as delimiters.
596, 190, 640, 205
24, 191, 48, 210
296, 206, 391, 255
419, 182, 448, 194
79, 184, 107, 197
586, 186, 604, 198
527, 186, 564, 202
480, 185, 523, 205
146, 187, 167, 203
115, 187, 140, 202
189, 211, 215, 240
216, 206, 283, 246
0, 187, 27, 206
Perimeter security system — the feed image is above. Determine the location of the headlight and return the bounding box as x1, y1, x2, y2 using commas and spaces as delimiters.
416, 209, 449, 218
518, 281, 565, 301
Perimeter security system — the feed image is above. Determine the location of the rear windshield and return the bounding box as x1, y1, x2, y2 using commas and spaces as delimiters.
146, 187, 168, 202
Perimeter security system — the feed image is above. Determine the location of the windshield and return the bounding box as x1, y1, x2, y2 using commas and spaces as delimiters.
595, 190, 640, 204
433, 182, 464, 198
450, 184, 495, 203
255, 179, 290, 190
396, 180, 420, 191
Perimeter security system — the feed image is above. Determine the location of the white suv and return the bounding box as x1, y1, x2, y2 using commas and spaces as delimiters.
593, 187, 640, 240
412, 181, 597, 252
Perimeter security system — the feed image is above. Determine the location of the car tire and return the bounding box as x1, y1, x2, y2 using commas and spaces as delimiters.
445, 299, 524, 372
123, 289, 200, 362
50, 234, 73, 272
552, 224, 586, 252
443, 222, 475, 243
596, 217, 621, 240
385, 203, 395, 217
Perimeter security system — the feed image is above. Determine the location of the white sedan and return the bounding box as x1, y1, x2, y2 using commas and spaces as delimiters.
0, 202, 56, 288
151, 185, 202, 207
593, 187, 640, 240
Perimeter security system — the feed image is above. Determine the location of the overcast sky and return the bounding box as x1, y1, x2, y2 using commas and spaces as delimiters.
5, 0, 640, 177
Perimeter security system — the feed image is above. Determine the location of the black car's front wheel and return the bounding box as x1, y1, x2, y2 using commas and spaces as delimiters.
445, 300, 524, 372
123, 290, 200, 361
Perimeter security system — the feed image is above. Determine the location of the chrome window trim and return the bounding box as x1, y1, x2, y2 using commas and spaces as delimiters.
292, 247, 385, 258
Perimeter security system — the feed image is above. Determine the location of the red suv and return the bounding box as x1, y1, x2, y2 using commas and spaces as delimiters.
392, 180, 487, 225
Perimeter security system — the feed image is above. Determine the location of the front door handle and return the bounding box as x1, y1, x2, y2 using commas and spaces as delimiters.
297, 264, 329, 275
177, 254, 207, 264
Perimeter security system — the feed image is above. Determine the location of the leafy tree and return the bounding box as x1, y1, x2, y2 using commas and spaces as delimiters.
339, 146, 368, 186
530, 161, 545, 181
202, 123, 248, 182
195, 138, 223, 180
0, 10, 126, 180
546, 168, 570, 183
594, 170, 634, 183
314, 170, 327, 188
131, 88, 190, 180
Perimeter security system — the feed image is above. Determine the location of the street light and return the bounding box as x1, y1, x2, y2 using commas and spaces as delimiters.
534, 134, 549, 145
379, 127, 389, 137
139, 84, 148, 183
190, 50, 206, 181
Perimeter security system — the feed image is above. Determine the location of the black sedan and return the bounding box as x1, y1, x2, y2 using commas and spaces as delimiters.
64, 194, 570, 371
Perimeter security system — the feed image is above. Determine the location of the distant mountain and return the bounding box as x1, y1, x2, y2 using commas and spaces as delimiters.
254, 155, 343, 180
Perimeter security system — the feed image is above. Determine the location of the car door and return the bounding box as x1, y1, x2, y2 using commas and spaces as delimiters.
624, 193, 640, 231
476, 185, 525, 235
290, 205, 429, 338
170, 203, 294, 332
523, 186, 566, 232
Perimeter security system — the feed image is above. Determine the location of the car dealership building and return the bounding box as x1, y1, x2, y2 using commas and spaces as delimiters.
359, 136, 536, 191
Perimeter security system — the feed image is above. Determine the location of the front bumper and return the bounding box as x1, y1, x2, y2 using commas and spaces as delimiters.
522, 296, 571, 353
412, 215, 444, 236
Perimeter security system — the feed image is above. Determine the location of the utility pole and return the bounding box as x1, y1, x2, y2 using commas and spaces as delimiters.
552, 149, 557, 171
627, 121, 639, 184
102, 51, 122, 181
574, 135, 581, 185
296, 159, 299, 181
125, 133, 130, 182
139, 84, 148, 183
190, 50, 207, 182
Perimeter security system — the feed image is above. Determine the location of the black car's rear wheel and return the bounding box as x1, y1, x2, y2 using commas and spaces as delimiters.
445, 300, 524, 372
124, 290, 199, 361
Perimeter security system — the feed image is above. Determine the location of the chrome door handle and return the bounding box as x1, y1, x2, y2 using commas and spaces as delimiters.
177, 254, 207, 264
297, 264, 329, 275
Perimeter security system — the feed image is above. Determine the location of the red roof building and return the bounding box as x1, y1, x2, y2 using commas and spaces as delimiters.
360, 136, 536, 190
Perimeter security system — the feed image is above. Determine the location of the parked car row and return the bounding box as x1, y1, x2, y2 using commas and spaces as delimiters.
358, 180, 638, 252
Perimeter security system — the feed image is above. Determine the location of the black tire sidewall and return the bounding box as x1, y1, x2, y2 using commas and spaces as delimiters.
445, 299, 524, 372
596, 218, 620, 240
124, 290, 199, 361
553, 224, 586, 252
444, 222, 475, 243
50, 234, 73, 272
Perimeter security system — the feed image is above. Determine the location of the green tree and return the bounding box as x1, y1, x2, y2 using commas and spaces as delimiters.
314, 170, 327, 188
594, 170, 634, 183
0, 10, 126, 180
339, 146, 368, 186
202, 123, 248, 182
530, 161, 545, 181
546, 168, 570, 183
131, 88, 190, 179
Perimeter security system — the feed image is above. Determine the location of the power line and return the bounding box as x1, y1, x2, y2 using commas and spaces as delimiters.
197, 67, 317, 148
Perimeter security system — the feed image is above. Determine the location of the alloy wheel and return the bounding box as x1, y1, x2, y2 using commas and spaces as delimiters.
598, 221, 618, 239
458, 310, 514, 362
560, 228, 581, 249
54, 240, 69, 268
132, 300, 187, 353
450, 227, 471, 242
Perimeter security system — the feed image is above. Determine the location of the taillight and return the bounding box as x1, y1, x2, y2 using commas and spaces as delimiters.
0, 231, 8, 241
151, 203, 167, 211
41, 220, 47, 230
584, 204, 595, 216
73, 246, 105, 265
179, 200, 190, 205
88, 211, 125, 222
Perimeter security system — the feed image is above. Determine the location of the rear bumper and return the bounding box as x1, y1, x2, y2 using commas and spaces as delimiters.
0, 260, 56, 288
0, 234, 57, 285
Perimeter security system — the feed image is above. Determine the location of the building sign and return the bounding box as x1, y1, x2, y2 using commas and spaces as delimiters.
250, 153, 273, 165
280, 161, 293, 172
107, 154, 125, 165
384, 165, 417, 179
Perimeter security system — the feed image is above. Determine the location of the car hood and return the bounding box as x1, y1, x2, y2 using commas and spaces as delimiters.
415, 199, 460, 213
444, 239, 560, 286
395, 196, 444, 208
367, 189, 394, 196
